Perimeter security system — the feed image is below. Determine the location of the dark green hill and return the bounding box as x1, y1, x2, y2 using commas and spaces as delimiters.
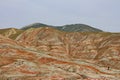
56, 24, 103, 32
21, 23, 103, 32
21, 23, 52, 30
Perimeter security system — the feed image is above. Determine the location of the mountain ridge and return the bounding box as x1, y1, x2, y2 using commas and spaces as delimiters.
0, 23, 120, 79
21, 23, 103, 32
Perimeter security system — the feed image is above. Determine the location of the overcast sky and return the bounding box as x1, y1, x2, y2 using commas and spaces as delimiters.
0, 0, 120, 32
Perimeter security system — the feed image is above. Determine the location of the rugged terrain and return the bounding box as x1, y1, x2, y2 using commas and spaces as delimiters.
0, 28, 24, 39
0, 24, 120, 80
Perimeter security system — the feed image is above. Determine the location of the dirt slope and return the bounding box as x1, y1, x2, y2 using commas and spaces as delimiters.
0, 27, 120, 80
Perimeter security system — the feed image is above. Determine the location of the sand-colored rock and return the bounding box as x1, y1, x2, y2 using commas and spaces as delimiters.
0, 27, 120, 80
0, 28, 24, 39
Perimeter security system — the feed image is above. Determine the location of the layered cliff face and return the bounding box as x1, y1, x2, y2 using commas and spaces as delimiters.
0, 35, 38, 78
16, 27, 120, 69
0, 27, 120, 80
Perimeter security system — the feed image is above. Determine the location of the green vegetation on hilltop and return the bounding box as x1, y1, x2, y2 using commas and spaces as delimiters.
21, 23, 103, 32
21, 23, 52, 30
56, 24, 103, 32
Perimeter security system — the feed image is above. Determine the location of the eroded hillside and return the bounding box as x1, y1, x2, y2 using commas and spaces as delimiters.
0, 27, 120, 80
0, 28, 24, 39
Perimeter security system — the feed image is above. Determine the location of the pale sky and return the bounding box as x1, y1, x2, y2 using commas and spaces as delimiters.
0, 0, 120, 32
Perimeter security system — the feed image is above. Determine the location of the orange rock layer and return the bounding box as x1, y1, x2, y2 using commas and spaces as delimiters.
0, 27, 120, 80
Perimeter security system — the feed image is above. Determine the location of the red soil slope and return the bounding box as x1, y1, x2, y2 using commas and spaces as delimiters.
0, 27, 120, 80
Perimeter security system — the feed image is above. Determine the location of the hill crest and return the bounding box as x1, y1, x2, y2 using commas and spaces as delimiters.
21, 23, 103, 32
